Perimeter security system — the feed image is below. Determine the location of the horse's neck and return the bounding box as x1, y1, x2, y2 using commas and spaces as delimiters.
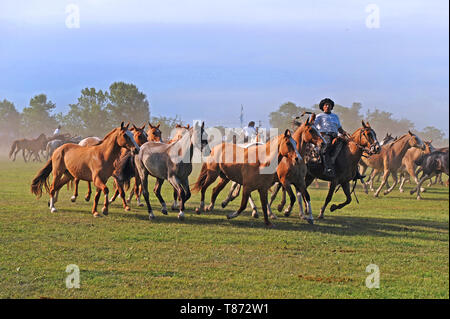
292, 128, 307, 157
390, 135, 412, 158
170, 131, 193, 162
256, 136, 280, 167
97, 132, 122, 162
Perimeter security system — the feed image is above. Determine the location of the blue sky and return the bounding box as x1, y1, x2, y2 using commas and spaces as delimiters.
0, 0, 448, 134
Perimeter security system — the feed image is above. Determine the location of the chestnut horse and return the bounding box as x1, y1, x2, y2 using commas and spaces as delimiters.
31, 123, 140, 217
304, 121, 381, 219
362, 131, 425, 197
9, 133, 47, 162
192, 130, 299, 227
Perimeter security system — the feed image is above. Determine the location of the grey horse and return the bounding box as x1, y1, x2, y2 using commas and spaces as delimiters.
134, 121, 211, 220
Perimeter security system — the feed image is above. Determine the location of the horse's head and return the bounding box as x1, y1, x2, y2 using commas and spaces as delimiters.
294, 113, 325, 150
117, 122, 140, 154
146, 122, 162, 142
423, 140, 435, 154
407, 130, 425, 150
356, 121, 380, 155
130, 124, 148, 146
380, 132, 394, 146
191, 121, 211, 156
279, 129, 300, 163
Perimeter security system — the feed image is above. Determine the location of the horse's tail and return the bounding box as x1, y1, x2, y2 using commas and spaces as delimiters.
191, 162, 209, 193
9, 141, 18, 159
113, 153, 134, 191
31, 159, 52, 198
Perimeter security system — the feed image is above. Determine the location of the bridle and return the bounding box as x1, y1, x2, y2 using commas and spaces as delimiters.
351, 127, 379, 155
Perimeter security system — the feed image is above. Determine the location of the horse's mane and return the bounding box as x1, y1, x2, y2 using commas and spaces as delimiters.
388, 133, 409, 148
95, 128, 117, 145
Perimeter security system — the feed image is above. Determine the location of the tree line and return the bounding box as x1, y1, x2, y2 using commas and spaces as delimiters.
269, 102, 449, 147
0, 82, 185, 141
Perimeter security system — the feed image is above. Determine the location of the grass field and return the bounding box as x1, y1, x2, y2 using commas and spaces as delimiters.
0, 157, 448, 299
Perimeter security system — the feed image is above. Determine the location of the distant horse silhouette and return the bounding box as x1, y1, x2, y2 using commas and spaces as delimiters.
9, 133, 47, 162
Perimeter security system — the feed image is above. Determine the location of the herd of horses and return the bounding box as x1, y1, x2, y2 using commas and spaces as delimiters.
25, 114, 449, 227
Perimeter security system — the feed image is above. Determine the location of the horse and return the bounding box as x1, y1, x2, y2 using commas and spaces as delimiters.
359, 133, 397, 192
397, 140, 435, 193
146, 122, 162, 142
132, 121, 210, 220
79, 136, 102, 146
302, 121, 381, 219
31, 123, 140, 217
108, 124, 148, 208
46, 136, 83, 159
221, 114, 326, 223
192, 129, 299, 227
9, 133, 47, 162
363, 131, 425, 197
424, 147, 449, 187
410, 151, 449, 199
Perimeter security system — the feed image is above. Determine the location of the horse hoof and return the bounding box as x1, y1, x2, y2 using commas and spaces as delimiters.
420, 188, 426, 193
252, 210, 259, 218
318, 214, 324, 220
270, 214, 278, 220
171, 206, 178, 211
71, 196, 77, 202
161, 209, 168, 215
149, 213, 155, 220
306, 218, 314, 225
265, 222, 274, 229
50, 208, 57, 213
417, 196, 422, 200
178, 212, 185, 221
409, 190, 415, 195
93, 212, 102, 218
284, 209, 291, 217
138, 203, 144, 207
383, 191, 389, 195
124, 206, 131, 212
195, 207, 202, 215
221, 201, 227, 208
102, 208, 109, 216
399, 189, 404, 193
277, 204, 283, 212
330, 204, 337, 212
227, 212, 238, 220
85, 197, 90, 202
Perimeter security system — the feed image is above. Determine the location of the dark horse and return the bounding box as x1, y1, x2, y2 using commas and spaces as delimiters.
303, 121, 381, 219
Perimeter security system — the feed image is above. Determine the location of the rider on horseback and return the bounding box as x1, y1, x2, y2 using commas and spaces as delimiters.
315, 98, 347, 178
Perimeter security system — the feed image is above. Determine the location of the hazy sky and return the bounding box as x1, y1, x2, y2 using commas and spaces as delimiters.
0, 0, 448, 134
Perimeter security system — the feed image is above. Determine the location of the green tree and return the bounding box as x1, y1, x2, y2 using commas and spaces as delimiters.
22, 94, 57, 137
107, 82, 150, 127
365, 109, 415, 138
60, 88, 111, 137
269, 102, 314, 132
418, 126, 448, 147
0, 99, 22, 138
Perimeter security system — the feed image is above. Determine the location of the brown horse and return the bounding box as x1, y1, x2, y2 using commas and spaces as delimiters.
9, 133, 47, 162
31, 123, 140, 217
146, 122, 162, 142
362, 131, 425, 197
398, 140, 434, 193
304, 121, 381, 219
108, 124, 148, 208
192, 130, 299, 227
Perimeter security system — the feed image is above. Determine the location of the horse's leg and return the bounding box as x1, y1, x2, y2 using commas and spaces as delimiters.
383, 171, 398, 195
227, 187, 251, 220
221, 182, 239, 208
92, 188, 102, 217
298, 186, 314, 224
93, 176, 109, 216
140, 172, 154, 219
85, 181, 92, 202
282, 184, 296, 217
248, 195, 259, 218
268, 182, 281, 210
109, 179, 120, 204
171, 188, 179, 211
318, 181, 337, 219
49, 174, 72, 213
153, 178, 168, 215
71, 178, 79, 202
115, 177, 130, 211
374, 170, 390, 197
206, 177, 230, 212
168, 175, 187, 220
398, 174, 407, 193
278, 187, 287, 212
330, 181, 352, 212
411, 173, 435, 199
133, 174, 144, 207
258, 188, 273, 227
22, 149, 27, 162
195, 170, 219, 214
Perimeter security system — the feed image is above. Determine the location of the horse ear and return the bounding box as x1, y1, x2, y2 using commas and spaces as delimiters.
176, 124, 181, 128
362, 120, 367, 128
141, 124, 146, 130
284, 129, 291, 137
408, 130, 413, 136
366, 122, 370, 127
186, 124, 190, 129
125, 122, 130, 130
120, 122, 124, 129
201, 122, 205, 129
132, 124, 138, 131
156, 122, 160, 129
309, 113, 316, 123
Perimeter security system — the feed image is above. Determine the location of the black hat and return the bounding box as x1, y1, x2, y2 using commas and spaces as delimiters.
319, 98, 334, 111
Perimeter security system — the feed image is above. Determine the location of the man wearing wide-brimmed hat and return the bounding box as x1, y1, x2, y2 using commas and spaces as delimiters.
314, 98, 347, 177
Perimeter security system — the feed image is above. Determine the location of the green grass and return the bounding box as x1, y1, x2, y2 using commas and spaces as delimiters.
0, 157, 448, 298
